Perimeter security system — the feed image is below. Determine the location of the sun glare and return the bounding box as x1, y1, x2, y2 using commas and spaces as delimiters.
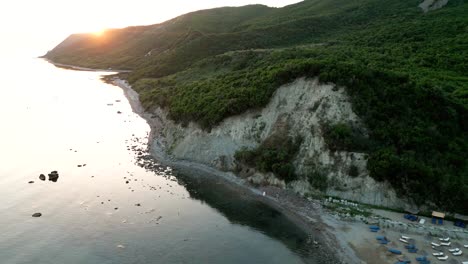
92, 29, 106, 37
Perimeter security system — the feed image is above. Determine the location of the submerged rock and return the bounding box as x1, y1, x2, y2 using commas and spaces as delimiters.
32, 213, 42, 217
28, 181, 34, 184
39, 174, 46, 181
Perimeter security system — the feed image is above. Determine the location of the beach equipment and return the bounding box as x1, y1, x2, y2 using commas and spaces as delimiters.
416, 256, 427, 261
401, 235, 411, 240
404, 214, 418, 221
408, 248, 418, 253
437, 255, 448, 260
448, 248, 460, 252
441, 242, 451, 246
432, 252, 444, 256
376, 236, 389, 244
464, 245, 468, 248
405, 244, 416, 249
389, 248, 402, 255
439, 237, 450, 242
431, 242, 440, 247
453, 250, 463, 256
369, 225, 380, 232
400, 238, 409, 243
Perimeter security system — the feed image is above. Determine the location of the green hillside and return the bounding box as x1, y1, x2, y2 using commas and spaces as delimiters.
45, 0, 468, 212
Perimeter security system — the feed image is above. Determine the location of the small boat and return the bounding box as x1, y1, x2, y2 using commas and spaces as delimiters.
431, 242, 440, 247
433, 252, 444, 256
437, 255, 448, 261
448, 248, 460, 252
453, 250, 463, 256
441, 242, 451, 246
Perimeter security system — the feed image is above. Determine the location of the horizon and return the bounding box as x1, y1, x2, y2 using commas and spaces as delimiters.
0, 0, 302, 58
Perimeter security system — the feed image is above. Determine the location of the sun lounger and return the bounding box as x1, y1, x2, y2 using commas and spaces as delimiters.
431, 242, 440, 247
389, 248, 402, 255
369, 225, 380, 230
405, 244, 416, 249
448, 248, 460, 252
439, 237, 450, 242
408, 248, 418, 253
401, 235, 410, 240
437, 255, 448, 260
464, 245, 468, 248
433, 252, 444, 256
416, 256, 427, 261
453, 250, 463, 256
441, 242, 451, 246
400, 238, 409, 243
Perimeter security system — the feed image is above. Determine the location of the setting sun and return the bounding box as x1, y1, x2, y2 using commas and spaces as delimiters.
92, 28, 106, 37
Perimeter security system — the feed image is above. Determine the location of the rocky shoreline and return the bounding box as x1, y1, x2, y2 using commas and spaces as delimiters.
111, 77, 361, 264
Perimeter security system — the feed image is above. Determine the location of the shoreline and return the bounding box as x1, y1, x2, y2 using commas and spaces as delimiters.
42, 58, 132, 73
43, 58, 468, 264
112, 77, 361, 264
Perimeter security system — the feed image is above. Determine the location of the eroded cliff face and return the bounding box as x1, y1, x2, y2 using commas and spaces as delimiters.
419, 0, 449, 12
146, 78, 402, 208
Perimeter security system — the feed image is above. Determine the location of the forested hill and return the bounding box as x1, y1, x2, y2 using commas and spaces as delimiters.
45, 0, 468, 213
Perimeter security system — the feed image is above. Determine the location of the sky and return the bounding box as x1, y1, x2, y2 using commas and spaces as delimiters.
0, 0, 302, 57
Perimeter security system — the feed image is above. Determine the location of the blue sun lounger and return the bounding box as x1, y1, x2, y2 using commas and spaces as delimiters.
389, 248, 402, 254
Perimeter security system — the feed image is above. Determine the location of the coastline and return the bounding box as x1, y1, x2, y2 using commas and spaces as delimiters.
112, 77, 362, 264
42, 58, 468, 264
43, 58, 132, 73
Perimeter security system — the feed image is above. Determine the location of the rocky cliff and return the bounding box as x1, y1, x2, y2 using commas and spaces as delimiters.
140, 77, 402, 208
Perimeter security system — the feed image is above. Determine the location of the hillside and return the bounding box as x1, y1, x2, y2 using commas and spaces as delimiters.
45, 0, 468, 213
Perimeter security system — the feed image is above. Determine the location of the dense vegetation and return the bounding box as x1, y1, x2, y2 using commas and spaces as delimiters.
45, 0, 468, 212
235, 132, 303, 183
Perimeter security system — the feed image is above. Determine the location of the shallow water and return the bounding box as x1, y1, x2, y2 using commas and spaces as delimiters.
0, 57, 316, 264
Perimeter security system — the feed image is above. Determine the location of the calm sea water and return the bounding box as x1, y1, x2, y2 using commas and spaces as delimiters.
0, 56, 316, 264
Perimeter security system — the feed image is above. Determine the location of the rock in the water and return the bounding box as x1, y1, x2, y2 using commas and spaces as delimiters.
135, 203, 141, 207
28, 181, 34, 184
32, 213, 42, 217
39, 174, 46, 181
117, 111, 122, 114
48, 171, 59, 182
77, 165, 82, 167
